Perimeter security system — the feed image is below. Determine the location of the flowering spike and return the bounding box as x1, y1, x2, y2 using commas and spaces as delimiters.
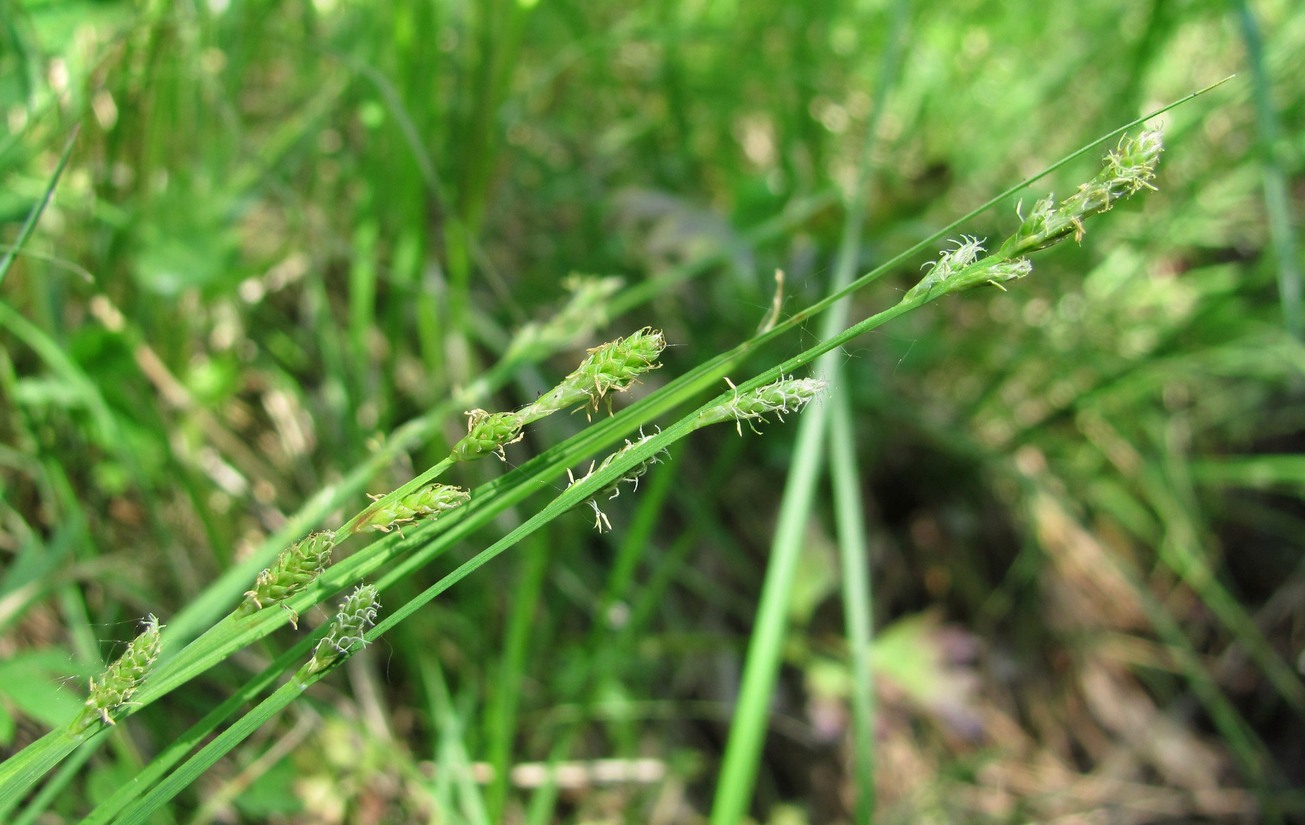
566, 428, 668, 532
999, 127, 1164, 257
357, 483, 470, 534
696, 376, 828, 435
239, 531, 336, 627
451, 409, 525, 462
79, 614, 163, 729
581, 326, 667, 400
905, 236, 987, 302
521, 327, 667, 421
451, 328, 667, 464
304, 584, 380, 676
901, 128, 1163, 306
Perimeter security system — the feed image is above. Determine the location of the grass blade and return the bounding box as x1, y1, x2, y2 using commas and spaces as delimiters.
0, 124, 78, 287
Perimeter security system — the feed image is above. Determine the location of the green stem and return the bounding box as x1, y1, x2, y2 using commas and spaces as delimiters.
830, 390, 877, 824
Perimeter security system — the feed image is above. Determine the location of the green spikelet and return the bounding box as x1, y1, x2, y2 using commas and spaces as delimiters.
357, 483, 471, 534
567, 428, 668, 532
999, 128, 1164, 257
696, 376, 828, 435
78, 614, 163, 729
239, 531, 336, 626
520, 327, 668, 420
304, 584, 381, 677
450, 409, 525, 462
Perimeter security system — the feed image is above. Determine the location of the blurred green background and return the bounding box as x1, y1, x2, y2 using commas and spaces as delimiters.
2, 0, 1303, 822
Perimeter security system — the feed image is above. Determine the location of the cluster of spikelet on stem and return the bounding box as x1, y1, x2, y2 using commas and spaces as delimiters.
452, 326, 667, 462
74, 129, 1164, 725
903, 129, 1163, 303
569, 374, 829, 532
226, 326, 669, 677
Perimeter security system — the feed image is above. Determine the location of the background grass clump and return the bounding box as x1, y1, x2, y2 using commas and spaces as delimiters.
2, 0, 1304, 823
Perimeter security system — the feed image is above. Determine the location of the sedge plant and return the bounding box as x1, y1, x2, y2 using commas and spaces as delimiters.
0, 111, 1189, 822
5, 4, 1289, 824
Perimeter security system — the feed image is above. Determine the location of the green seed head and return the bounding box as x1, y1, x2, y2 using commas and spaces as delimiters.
521, 327, 668, 421
451, 409, 526, 462
358, 483, 471, 533
571, 326, 667, 404
239, 531, 336, 623
1057, 127, 1162, 225
1002, 127, 1164, 256
584, 326, 667, 399
306, 584, 380, 676
80, 614, 163, 728
697, 375, 828, 436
